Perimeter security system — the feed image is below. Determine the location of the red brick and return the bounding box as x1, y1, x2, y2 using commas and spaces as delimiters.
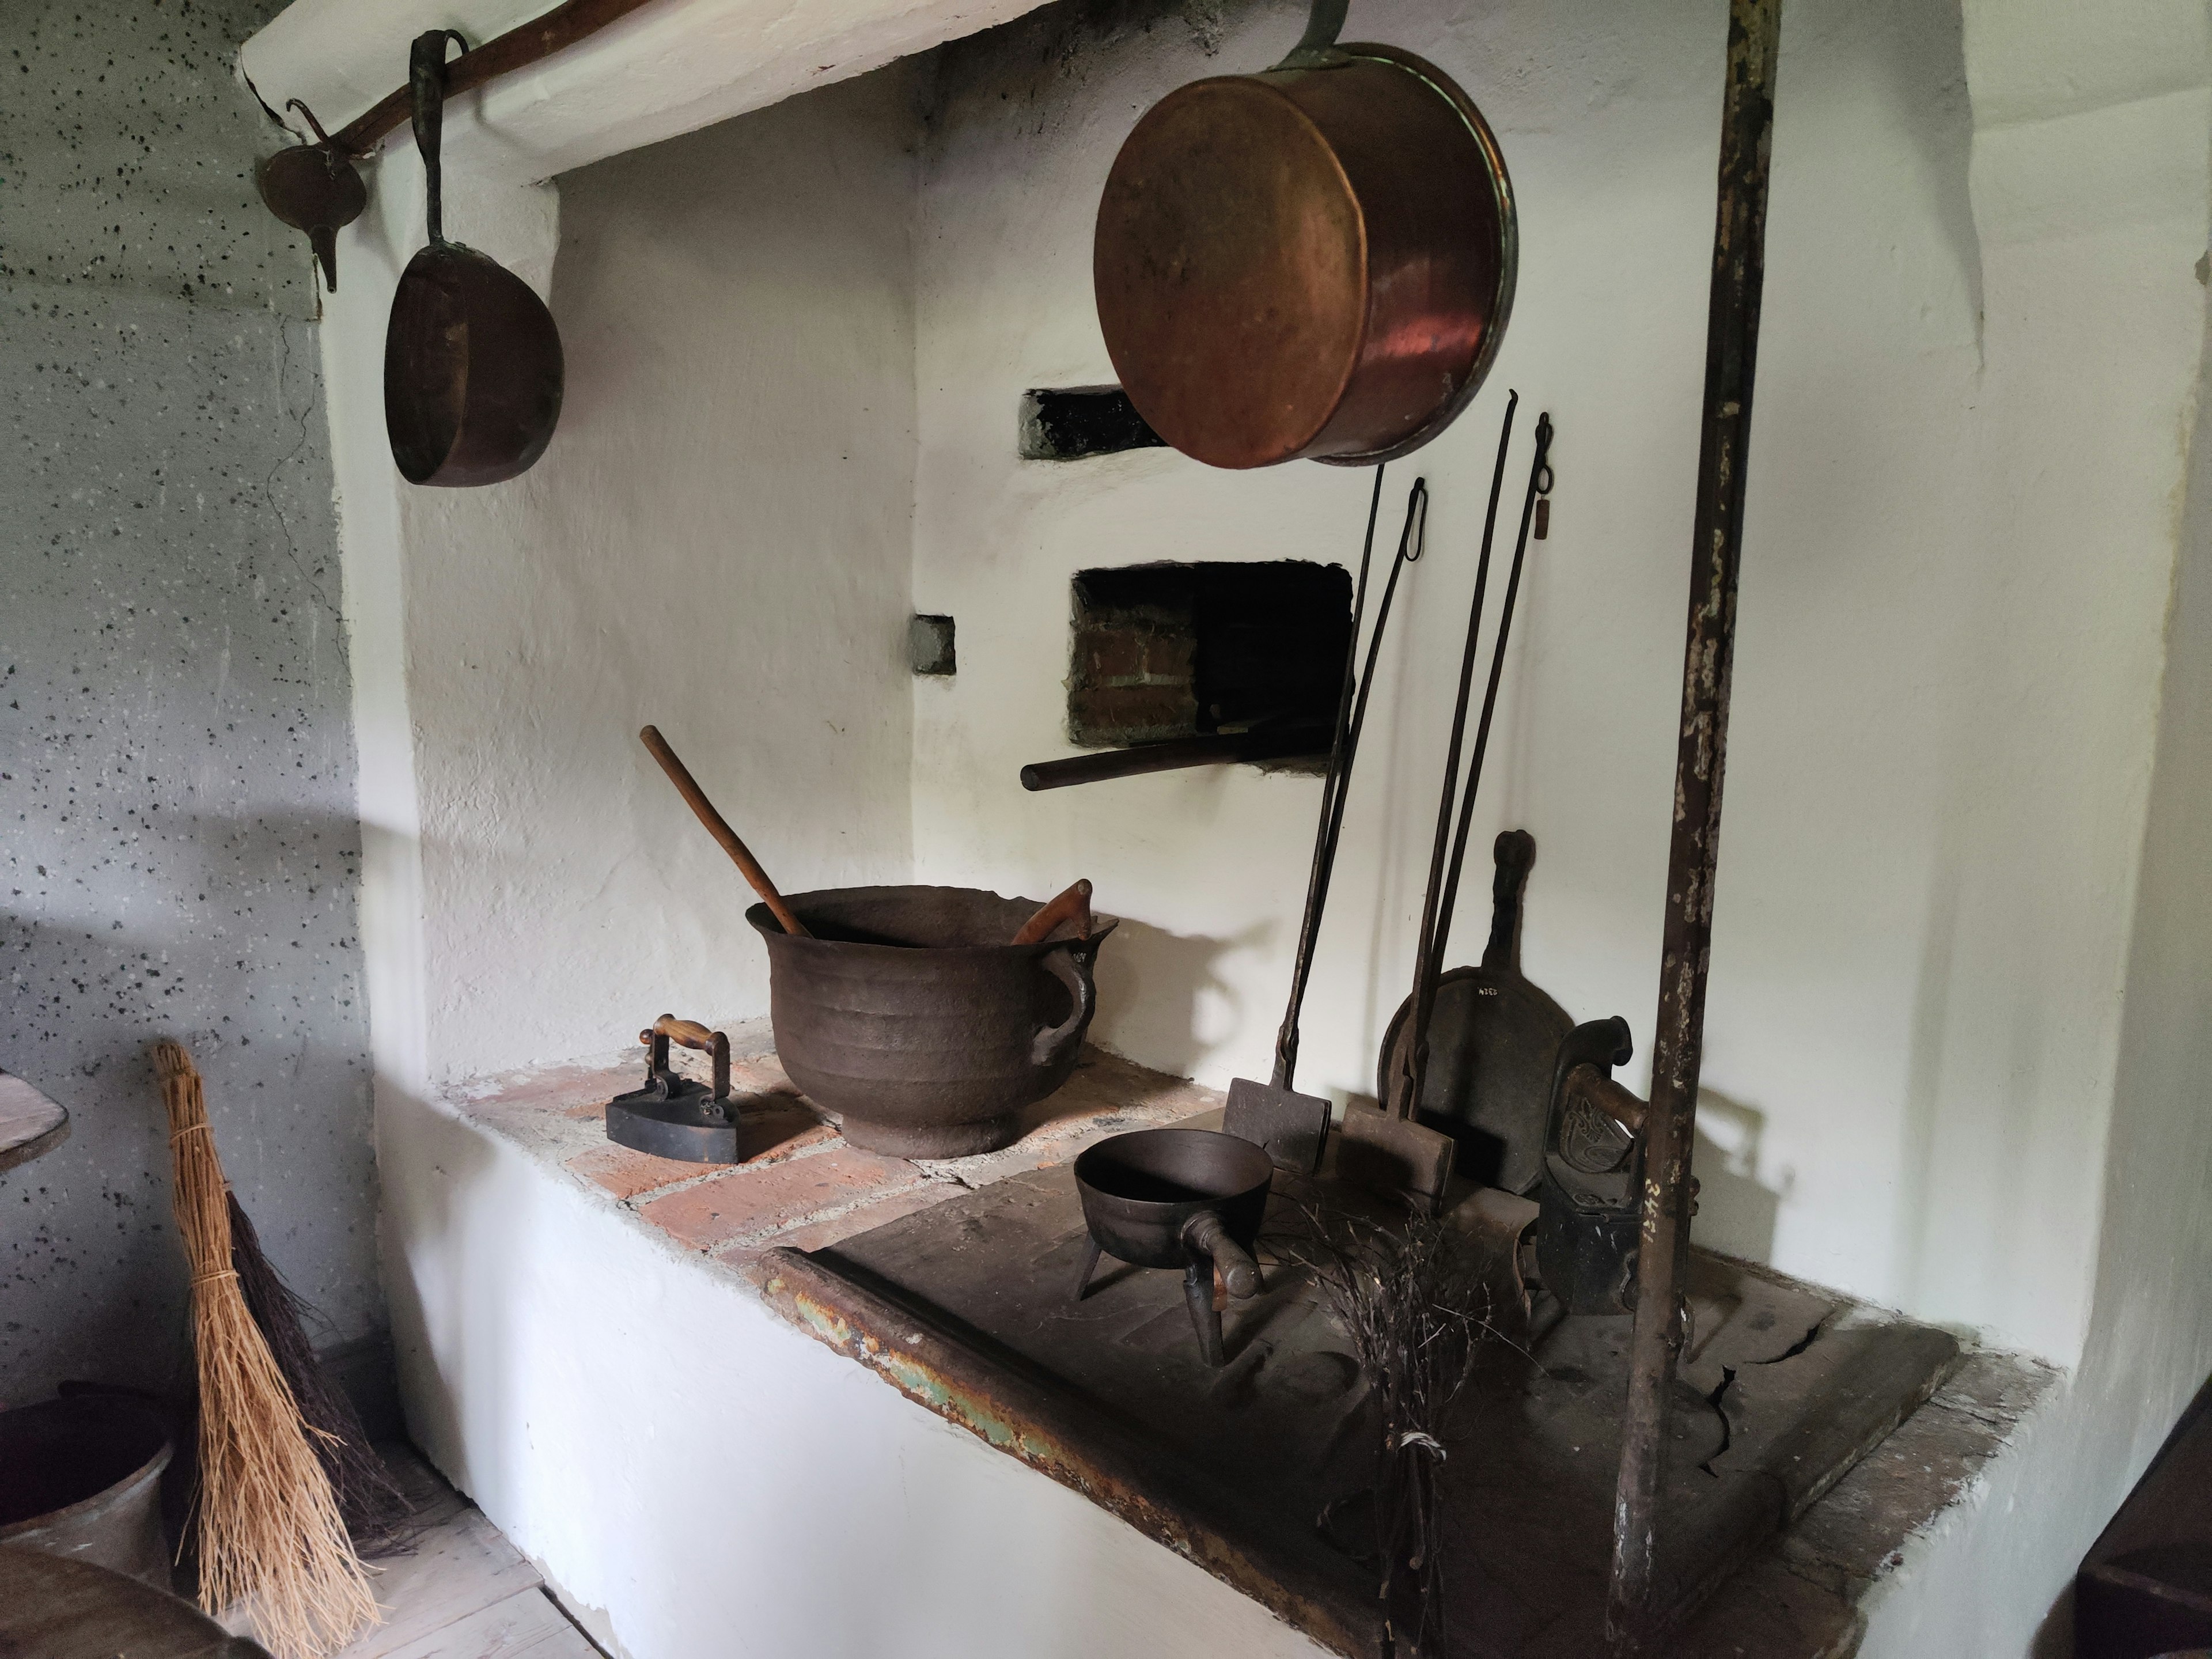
772, 1183, 950, 1254
736, 1100, 838, 1165
1075, 626, 1148, 682
729, 1053, 802, 1098
566, 1143, 701, 1202
638, 1145, 923, 1252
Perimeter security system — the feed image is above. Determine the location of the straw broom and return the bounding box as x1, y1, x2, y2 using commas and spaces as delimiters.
157, 1039, 378, 1658
228, 1190, 412, 1555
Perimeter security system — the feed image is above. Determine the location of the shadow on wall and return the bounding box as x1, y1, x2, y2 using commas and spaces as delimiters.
1692, 1086, 1782, 1267
1090, 916, 1263, 1080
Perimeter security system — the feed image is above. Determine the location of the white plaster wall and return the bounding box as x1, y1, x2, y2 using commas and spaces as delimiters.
908, 0, 2211, 1375
380, 1088, 1331, 1659
315, 71, 922, 1090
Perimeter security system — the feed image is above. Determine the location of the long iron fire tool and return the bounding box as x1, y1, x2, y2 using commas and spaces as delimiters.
1339, 399, 1533, 1215
1402, 408, 1551, 1122
1225, 471, 1427, 1173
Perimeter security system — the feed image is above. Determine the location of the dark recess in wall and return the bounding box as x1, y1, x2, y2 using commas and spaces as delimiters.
1020, 386, 1166, 460
1067, 562, 1353, 748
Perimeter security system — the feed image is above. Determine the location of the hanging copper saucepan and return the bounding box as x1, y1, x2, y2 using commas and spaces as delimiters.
384, 30, 563, 487
1093, 0, 1515, 470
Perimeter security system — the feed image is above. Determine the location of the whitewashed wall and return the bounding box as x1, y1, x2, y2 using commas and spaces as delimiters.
315, 73, 923, 1093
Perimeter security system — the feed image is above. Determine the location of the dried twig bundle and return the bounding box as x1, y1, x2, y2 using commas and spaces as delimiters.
157, 1039, 378, 1658
1289, 1204, 1497, 1658
228, 1191, 412, 1555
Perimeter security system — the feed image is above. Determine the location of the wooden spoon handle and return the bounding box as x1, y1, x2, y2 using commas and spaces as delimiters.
639, 725, 811, 939
1012, 879, 1092, 946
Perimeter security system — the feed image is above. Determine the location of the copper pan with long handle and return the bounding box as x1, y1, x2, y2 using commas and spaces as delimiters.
384, 30, 564, 487
1093, 0, 1515, 470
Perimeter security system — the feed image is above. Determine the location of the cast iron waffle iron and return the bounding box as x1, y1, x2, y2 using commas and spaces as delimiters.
607, 1016, 740, 1162
1377, 831, 1572, 1192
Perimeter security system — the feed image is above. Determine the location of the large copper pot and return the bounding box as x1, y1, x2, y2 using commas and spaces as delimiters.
1093, 2, 1514, 469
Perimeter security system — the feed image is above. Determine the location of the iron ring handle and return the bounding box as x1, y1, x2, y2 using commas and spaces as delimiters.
1030, 945, 1093, 1069
1182, 1211, 1262, 1300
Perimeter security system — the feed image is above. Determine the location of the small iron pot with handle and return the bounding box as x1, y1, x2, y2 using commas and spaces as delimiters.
1072, 1127, 1274, 1366
748, 885, 1115, 1158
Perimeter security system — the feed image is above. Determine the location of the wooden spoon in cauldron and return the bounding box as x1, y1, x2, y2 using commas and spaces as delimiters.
639, 726, 810, 938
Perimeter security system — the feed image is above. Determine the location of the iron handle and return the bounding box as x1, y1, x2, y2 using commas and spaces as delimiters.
406, 29, 467, 247
639, 1014, 731, 1101
1029, 946, 1094, 1070
1566, 1064, 1645, 1136
1183, 1211, 1262, 1300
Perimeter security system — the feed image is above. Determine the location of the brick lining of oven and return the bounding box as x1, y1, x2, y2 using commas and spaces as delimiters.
1066, 561, 1354, 754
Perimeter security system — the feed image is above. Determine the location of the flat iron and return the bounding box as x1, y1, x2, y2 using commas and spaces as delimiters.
607, 1015, 741, 1162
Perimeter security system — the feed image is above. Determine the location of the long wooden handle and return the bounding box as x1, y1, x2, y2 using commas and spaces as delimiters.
639, 726, 811, 939
1011, 879, 1092, 946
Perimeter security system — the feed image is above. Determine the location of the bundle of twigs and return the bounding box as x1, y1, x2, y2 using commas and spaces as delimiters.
1290, 1203, 1498, 1658
157, 1039, 378, 1659
228, 1192, 411, 1554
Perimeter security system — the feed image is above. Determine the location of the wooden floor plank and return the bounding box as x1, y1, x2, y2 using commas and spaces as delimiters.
341, 1505, 543, 1658
369, 1590, 597, 1659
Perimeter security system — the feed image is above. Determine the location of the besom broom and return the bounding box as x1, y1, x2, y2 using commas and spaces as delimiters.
157, 1039, 378, 1658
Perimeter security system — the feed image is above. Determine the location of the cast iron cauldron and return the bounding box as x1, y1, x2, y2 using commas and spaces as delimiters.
748, 886, 1116, 1158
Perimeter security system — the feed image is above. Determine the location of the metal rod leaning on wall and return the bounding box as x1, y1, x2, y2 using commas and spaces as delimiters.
1606, 0, 1783, 1651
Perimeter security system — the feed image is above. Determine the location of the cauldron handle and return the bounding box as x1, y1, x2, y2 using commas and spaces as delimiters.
1030, 945, 1093, 1069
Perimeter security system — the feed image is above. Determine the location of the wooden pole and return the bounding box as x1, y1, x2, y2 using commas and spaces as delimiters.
1606, 0, 1782, 1649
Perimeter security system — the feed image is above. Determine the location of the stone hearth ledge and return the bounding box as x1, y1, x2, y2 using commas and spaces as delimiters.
404, 1040, 2052, 1659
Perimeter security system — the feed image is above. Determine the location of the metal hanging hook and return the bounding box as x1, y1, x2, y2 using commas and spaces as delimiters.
1400, 477, 1431, 562
284, 99, 334, 147
1274, 0, 1350, 70
408, 29, 471, 247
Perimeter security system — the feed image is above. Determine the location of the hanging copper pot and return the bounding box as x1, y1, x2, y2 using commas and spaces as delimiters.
1093, 0, 1514, 470
384, 31, 563, 487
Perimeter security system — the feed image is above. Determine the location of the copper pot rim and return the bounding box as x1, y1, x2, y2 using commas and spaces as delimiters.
1309, 41, 1518, 468
747, 885, 1120, 959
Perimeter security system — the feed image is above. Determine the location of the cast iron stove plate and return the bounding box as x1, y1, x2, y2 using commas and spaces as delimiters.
754, 1136, 1957, 1657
